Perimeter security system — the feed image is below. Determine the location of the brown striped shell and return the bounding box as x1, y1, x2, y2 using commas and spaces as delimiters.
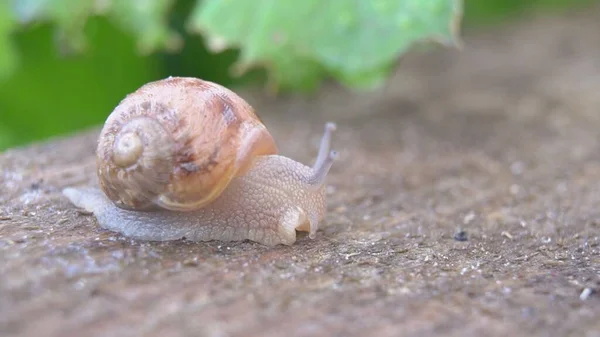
95, 77, 278, 211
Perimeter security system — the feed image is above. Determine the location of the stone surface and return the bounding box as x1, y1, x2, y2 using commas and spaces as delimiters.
1, 7, 600, 337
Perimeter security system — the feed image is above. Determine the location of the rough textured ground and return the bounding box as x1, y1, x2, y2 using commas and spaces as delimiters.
1, 7, 600, 337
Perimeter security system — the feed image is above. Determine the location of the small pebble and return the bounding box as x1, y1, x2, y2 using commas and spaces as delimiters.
30, 179, 43, 190
182, 257, 199, 267
580, 288, 593, 301
463, 211, 476, 224
454, 229, 468, 241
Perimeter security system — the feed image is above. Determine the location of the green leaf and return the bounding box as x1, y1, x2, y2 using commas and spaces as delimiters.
335, 62, 397, 91
12, 0, 98, 54
10, 0, 182, 55
107, 0, 183, 54
263, 54, 325, 93
189, 0, 463, 91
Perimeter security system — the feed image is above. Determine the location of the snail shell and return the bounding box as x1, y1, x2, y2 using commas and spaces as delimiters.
96, 77, 277, 211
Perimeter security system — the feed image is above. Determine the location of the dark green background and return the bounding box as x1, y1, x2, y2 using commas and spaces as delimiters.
0, 0, 595, 151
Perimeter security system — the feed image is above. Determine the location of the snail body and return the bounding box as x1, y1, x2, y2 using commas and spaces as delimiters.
62, 77, 337, 246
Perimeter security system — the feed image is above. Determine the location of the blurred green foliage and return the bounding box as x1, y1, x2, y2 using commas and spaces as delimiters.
0, 0, 596, 151
189, 0, 460, 91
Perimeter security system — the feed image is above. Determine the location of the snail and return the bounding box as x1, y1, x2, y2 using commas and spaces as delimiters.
62, 76, 338, 246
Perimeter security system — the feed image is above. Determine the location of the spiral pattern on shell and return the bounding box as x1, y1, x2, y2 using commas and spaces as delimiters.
96, 77, 278, 211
